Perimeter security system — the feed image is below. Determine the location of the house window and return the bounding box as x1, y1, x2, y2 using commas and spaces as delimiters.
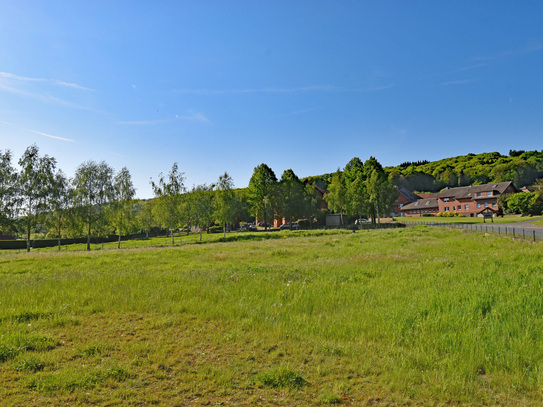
465, 204, 469, 210
444, 198, 449, 203
492, 203, 496, 207
487, 192, 492, 196
485, 202, 489, 207
453, 198, 456, 202
444, 207, 449, 212
399, 203, 403, 208
476, 192, 481, 197
477, 203, 481, 208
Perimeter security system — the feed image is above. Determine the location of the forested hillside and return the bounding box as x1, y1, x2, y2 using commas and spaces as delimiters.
305, 150, 543, 193
388, 150, 543, 192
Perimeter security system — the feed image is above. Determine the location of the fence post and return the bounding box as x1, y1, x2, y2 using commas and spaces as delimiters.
513, 229, 515, 238
534, 230, 536, 242
523, 229, 525, 240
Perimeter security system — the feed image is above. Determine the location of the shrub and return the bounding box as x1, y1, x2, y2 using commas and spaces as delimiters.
208, 226, 223, 234
422, 213, 435, 217
297, 219, 310, 229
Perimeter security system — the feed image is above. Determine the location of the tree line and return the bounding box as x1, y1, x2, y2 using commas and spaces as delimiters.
0, 145, 138, 251
5, 144, 541, 249
0, 145, 401, 251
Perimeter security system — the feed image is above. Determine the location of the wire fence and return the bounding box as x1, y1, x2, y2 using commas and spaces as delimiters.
404, 221, 543, 242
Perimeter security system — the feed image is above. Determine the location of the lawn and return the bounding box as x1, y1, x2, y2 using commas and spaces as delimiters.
396, 215, 542, 225
1, 228, 543, 405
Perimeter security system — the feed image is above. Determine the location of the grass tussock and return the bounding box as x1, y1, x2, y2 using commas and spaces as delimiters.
253, 367, 308, 388
27, 365, 132, 392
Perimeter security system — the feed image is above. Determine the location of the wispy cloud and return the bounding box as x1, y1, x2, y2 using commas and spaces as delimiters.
118, 119, 171, 126
178, 110, 209, 122
0, 71, 93, 91
118, 110, 209, 125
472, 43, 543, 62
440, 79, 478, 86
0, 82, 93, 110
442, 43, 543, 77
282, 107, 322, 116
444, 63, 488, 75
0, 121, 75, 142
174, 84, 394, 95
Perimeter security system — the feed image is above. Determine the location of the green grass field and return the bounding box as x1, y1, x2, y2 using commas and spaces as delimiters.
2, 228, 543, 406
396, 215, 543, 225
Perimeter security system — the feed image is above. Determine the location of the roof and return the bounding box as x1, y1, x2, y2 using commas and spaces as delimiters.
401, 197, 439, 211
437, 181, 516, 199
416, 192, 439, 199
396, 185, 420, 202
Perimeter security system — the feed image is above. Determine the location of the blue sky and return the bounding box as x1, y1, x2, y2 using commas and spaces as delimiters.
1, 1, 543, 198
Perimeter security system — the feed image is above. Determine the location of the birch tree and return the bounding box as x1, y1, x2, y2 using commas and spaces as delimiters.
18, 145, 56, 251
0, 150, 17, 236
73, 161, 115, 251
214, 172, 235, 238
49, 170, 72, 251
113, 167, 136, 248
151, 162, 185, 244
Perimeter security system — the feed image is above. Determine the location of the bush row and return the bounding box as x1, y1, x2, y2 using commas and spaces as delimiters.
436, 212, 465, 217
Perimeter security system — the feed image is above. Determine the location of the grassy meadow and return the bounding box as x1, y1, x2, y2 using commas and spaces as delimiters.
395, 215, 543, 225
2, 227, 543, 405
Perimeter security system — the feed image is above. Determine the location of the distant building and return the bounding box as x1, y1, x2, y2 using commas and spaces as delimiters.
392, 186, 422, 217
400, 181, 517, 217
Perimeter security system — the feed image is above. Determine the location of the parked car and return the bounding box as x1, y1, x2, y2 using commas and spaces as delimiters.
355, 218, 370, 225
237, 224, 258, 231
279, 222, 300, 230
258, 221, 271, 227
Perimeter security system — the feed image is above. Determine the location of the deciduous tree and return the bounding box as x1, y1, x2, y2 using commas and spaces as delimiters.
0, 149, 17, 235
188, 184, 214, 241
279, 169, 305, 229
18, 145, 56, 251
113, 167, 136, 248
214, 172, 235, 238
248, 164, 277, 230
151, 163, 185, 244
73, 161, 115, 251
136, 200, 155, 238
49, 170, 72, 251
325, 170, 347, 226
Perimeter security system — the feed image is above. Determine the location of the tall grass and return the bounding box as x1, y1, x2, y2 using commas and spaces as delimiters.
1, 227, 543, 405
